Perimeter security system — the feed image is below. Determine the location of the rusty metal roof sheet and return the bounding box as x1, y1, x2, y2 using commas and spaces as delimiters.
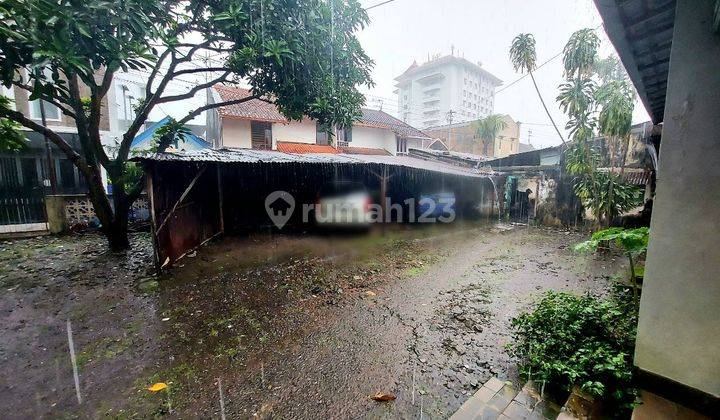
133, 148, 487, 177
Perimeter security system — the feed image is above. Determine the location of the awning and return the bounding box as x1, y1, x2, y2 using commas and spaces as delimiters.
594, 0, 676, 123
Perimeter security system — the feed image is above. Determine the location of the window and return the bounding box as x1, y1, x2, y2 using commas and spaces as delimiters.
396, 136, 407, 154
30, 98, 61, 121
337, 126, 352, 145
251, 121, 272, 149
19, 158, 41, 187
58, 159, 77, 189
316, 122, 331, 145
28, 67, 62, 121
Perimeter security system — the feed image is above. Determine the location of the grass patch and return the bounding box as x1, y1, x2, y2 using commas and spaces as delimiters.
77, 336, 133, 368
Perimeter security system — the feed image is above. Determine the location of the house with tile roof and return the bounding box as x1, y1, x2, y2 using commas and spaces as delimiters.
212, 85, 435, 156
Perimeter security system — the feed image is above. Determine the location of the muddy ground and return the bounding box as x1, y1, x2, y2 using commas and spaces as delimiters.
0, 222, 622, 419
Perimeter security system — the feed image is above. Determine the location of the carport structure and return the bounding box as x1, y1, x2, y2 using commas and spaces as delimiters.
135, 148, 500, 267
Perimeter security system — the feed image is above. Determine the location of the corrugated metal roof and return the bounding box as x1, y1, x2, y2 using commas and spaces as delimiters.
598, 167, 652, 186
340, 146, 391, 155
345, 154, 490, 177
276, 142, 340, 154
133, 148, 488, 178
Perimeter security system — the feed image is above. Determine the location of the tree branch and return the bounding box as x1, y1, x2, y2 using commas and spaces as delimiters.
11, 81, 77, 119
171, 67, 231, 77
145, 48, 173, 99
178, 94, 260, 125
0, 106, 90, 174
157, 72, 230, 105
118, 38, 234, 162
68, 74, 111, 169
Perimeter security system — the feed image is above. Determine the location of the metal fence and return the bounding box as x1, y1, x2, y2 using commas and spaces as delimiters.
0, 195, 47, 225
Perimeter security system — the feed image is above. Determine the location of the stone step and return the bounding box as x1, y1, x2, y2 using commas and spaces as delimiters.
450, 378, 562, 420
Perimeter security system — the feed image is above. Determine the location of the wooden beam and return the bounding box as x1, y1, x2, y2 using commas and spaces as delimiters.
156, 164, 207, 234
216, 163, 224, 233
145, 165, 161, 268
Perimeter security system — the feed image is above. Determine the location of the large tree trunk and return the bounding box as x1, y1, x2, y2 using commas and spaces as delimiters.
106, 174, 132, 251
107, 207, 130, 251
83, 165, 132, 251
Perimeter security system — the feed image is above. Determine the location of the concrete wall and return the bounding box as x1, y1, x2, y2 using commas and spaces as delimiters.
221, 119, 252, 148
634, 0, 720, 398
351, 126, 397, 154
273, 120, 316, 145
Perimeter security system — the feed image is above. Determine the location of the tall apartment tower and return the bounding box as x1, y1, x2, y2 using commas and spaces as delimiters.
394, 54, 502, 129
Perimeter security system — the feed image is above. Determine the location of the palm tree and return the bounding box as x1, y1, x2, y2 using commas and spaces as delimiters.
562, 28, 600, 80
473, 114, 507, 156
509, 33, 565, 144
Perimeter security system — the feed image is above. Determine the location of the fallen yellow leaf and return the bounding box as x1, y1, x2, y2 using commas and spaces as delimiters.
147, 382, 168, 392
371, 391, 396, 401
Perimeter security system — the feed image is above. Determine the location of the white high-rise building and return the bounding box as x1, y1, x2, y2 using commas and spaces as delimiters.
394, 54, 502, 129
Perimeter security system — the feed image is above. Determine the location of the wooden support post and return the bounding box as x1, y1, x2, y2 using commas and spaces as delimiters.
146, 165, 161, 269
156, 164, 207, 234
217, 163, 225, 234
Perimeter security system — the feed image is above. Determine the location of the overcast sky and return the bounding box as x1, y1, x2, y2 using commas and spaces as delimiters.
356, 0, 651, 149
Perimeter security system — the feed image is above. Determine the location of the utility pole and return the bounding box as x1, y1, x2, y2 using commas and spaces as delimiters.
446, 109, 455, 147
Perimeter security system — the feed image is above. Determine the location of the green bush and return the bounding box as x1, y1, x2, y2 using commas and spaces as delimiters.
508, 290, 639, 415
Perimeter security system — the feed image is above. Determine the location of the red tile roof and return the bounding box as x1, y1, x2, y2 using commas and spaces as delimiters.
213, 85, 433, 140
276, 142, 340, 154
356, 108, 431, 139
214, 85, 287, 123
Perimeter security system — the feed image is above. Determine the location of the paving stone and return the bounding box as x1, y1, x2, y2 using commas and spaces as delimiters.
513, 390, 538, 409
450, 396, 488, 420
484, 377, 505, 392
498, 384, 519, 400
487, 393, 514, 413
475, 386, 498, 403
502, 400, 532, 419
476, 405, 501, 420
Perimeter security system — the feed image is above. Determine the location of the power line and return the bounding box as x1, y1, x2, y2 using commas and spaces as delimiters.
495, 50, 563, 94
496, 24, 603, 95
365, 0, 398, 10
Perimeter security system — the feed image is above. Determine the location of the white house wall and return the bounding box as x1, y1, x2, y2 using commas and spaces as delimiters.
221, 119, 252, 148
351, 126, 397, 154
219, 118, 403, 155
272, 120, 316, 145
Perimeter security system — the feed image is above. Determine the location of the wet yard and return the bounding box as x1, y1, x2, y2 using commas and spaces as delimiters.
0, 222, 622, 418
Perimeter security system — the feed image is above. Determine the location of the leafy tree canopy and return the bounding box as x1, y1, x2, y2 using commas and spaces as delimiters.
0, 0, 374, 249
509, 33, 537, 74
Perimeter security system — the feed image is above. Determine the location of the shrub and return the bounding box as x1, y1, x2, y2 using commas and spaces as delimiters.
508, 290, 638, 415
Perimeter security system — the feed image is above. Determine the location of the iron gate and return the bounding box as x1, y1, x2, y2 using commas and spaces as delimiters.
0, 156, 47, 226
